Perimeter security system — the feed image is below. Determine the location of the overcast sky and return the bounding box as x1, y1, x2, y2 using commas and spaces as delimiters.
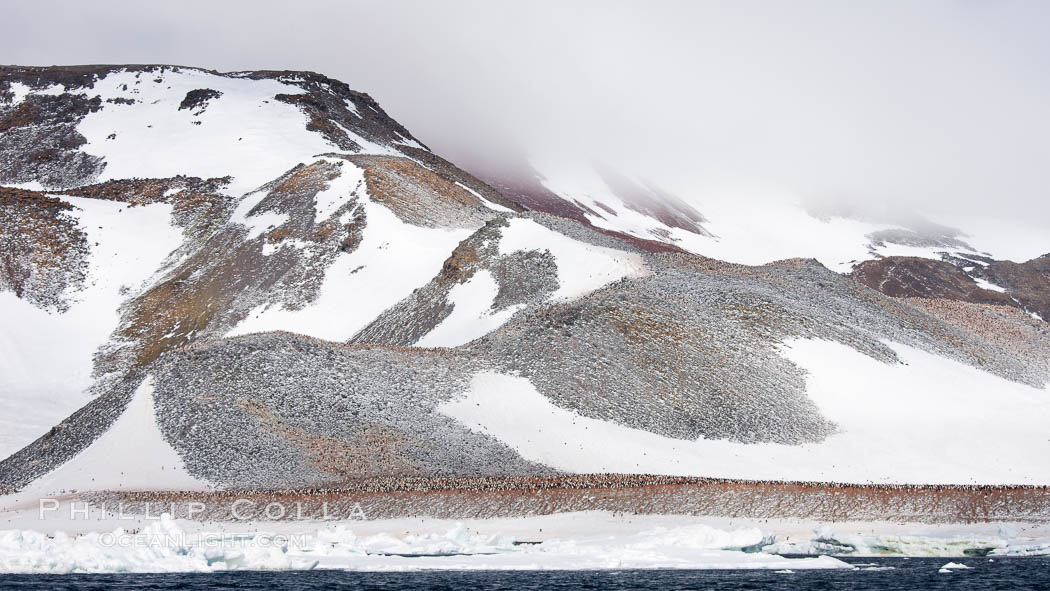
5, 0, 1050, 225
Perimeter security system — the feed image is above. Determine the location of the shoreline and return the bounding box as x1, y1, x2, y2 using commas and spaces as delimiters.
74, 474, 1050, 524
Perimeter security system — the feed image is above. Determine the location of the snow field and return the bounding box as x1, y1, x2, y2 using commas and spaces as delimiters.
440, 339, 1050, 484
74, 68, 337, 196
0, 196, 183, 458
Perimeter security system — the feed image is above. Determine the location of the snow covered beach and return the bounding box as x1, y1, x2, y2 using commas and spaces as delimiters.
3, 510, 1050, 574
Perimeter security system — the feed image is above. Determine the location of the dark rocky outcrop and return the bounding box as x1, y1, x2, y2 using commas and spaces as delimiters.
851, 254, 1050, 323
985, 254, 1050, 322
851, 256, 1015, 306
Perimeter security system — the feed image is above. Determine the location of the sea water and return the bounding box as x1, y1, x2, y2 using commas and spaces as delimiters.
0, 556, 1047, 590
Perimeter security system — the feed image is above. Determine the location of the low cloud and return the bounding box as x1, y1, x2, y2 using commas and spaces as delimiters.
4, 0, 1049, 223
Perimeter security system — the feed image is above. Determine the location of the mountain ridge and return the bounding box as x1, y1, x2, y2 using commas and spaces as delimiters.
1, 65, 1048, 509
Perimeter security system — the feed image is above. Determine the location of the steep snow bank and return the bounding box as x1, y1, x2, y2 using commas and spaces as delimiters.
440, 340, 1050, 484
415, 270, 524, 347
0, 197, 182, 459
498, 218, 646, 301
6, 377, 206, 499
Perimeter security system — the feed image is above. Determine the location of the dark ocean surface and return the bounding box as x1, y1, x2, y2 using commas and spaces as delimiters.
0, 556, 1046, 590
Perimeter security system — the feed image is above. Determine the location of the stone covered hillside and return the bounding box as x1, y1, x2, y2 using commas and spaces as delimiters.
1, 65, 1048, 495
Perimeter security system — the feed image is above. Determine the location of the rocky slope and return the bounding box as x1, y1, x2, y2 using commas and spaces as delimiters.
0, 65, 1048, 500
851, 254, 1049, 322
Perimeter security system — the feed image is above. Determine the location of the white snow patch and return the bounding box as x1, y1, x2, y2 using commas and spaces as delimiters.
228, 189, 287, 241
6, 82, 32, 104
455, 181, 515, 213
3, 180, 47, 192
260, 238, 312, 257
331, 120, 396, 156
972, 276, 1007, 293
343, 98, 360, 117
415, 270, 523, 347
870, 242, 956, 260
75, 68, 340, 196
312, 161, 365, 224
0, 197, 183, 459
36, 85, 68, 96
440, 340, 1050, 484
8, 83, 68, 101
498, 218, 646, 301
394, 133, 426, 150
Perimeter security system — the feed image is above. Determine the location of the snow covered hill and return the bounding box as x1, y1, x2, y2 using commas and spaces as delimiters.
0, 65, 1048, 503
0, 65, 516, 459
